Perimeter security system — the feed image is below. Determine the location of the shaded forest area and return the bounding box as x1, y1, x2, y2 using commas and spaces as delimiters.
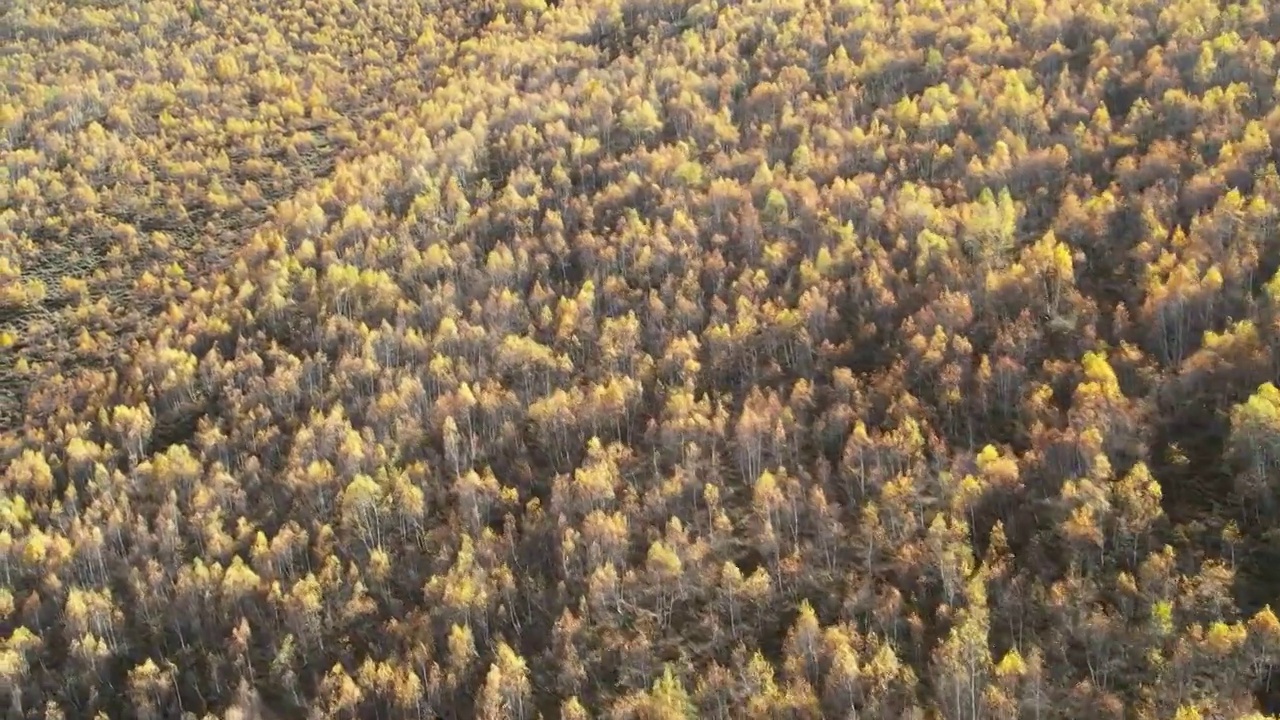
5, 0, 1280, 718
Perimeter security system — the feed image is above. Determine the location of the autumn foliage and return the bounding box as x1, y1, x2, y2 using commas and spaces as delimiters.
5, 0, 1280, 718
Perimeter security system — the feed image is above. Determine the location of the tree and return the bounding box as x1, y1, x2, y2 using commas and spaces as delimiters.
339, 473, 384, 552
1228, 383, 1280, 516
477, 641, 531, 720
4, 449, 54, 502
127, 658, 175, 720
783, 600, 824, 688
104, 403, 155, 466
317, 664, 363, 719
962, 186, 1019, 278
931, 578, 992, 720
0, 627, 41, 717
1111, 462, 1164, 566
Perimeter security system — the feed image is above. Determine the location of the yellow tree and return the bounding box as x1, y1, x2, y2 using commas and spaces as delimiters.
931, 578, 993, 720
477, 641, 532, 720
1229, 382, 1280, 516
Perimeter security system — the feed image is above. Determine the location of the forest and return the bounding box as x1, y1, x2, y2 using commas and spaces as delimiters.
3, 0, 1280, 717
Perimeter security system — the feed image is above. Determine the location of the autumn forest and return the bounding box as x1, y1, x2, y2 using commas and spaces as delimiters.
4, 0, 1280, 717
